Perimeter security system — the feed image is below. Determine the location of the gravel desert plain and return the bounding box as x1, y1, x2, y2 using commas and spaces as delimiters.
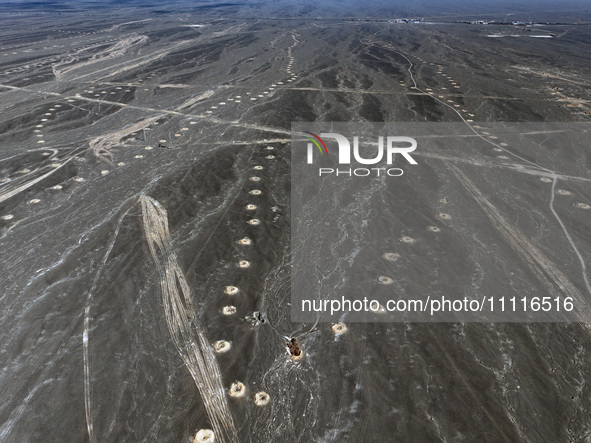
1, 0, 591, 442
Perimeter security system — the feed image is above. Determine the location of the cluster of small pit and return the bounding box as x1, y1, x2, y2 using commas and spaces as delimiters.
0, 35, 117, 77
205, 145, 281, 436
195, 34, 299, 119
374, 200, 451, 309
2, 32, 307, 227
